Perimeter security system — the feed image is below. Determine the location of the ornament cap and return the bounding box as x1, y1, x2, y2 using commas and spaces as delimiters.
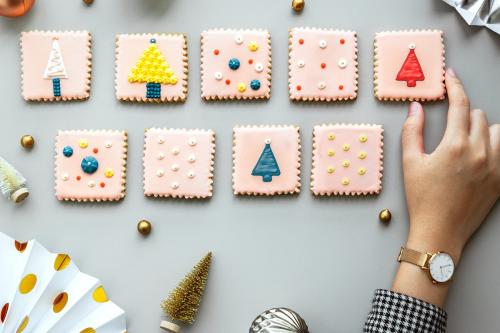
160, 320, 181, 333
11, 187, 29, 203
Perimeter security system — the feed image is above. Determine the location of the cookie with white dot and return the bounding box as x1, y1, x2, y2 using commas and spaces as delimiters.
54, 130, 128, 201
201, 29, 271, 100
289, 27, 358, 102
233, 125, 301, 196
374, 30, 445, 101
311, 124, 383, 196
143, 128, 215, 199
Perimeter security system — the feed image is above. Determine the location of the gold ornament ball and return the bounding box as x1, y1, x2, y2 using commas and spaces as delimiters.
137, 220, 152, 235
83, 0, 94, 5
291, 0, 305, 12
20, 135, 35, 149
0, 0, 36, 17
379, 209, 392, 223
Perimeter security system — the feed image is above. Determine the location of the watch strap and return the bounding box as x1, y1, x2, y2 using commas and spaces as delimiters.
398, 247, 430, 268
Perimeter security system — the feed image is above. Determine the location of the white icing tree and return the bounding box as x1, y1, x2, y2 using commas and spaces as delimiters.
43, 38, 68, 96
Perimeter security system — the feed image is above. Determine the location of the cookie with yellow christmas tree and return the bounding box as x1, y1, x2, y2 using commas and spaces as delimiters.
115, 33, 188, 103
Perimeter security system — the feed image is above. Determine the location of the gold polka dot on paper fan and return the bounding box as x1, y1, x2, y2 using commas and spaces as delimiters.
54, 254, 71, 271
1, 303, 9, 323
16, 316, 29, 333
19, 274, 37, 294
52, 292, 68, 313
92, 286, 109, 303
80, 328, 96, 333
14, 240, 28, 253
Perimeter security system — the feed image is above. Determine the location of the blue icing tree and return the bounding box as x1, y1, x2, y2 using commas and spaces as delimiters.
252, 142, 280, 182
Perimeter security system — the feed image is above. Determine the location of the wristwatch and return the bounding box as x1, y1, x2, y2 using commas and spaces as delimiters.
398, 247, 455, 284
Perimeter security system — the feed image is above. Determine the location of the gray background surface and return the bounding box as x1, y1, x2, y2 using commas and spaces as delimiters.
1, 0, 499, 332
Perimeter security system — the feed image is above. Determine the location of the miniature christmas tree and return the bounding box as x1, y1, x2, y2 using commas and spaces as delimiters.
160, 252, 212, 333
128, 38, 178, 99
43, 37, 68, 97
0, 157, 29, 203
396, 45, 425, 87
252, 141, 281, 182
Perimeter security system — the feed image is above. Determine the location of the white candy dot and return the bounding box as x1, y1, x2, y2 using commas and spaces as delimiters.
214, 72, 223, 80
188, 137, 197, 146
104, 141, 112, 148
171, 182, 179, 189
61, 173, 69, 181
319, 39, 327, 49
156, 169, 164, 177
409, 43, 416, 49
171, 164, 180, 172
188, 171, 196, 179
157, 152, 165, 160
88, 180, 95, 188
172, 147, 180, 155
157, 136, 165, 144
338, 59, 348, 68
235, 35, 244, 45
264, 138, 272, 144
297, 60, 305, 68
255, 63, 264, 73
318, 81, 326, 90
188, 154, 196, 163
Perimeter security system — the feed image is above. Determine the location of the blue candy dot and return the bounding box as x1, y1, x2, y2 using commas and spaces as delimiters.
81, 156, 99, 174
250, 79, 261, 91
228, 58, 240, 70
150, 38, 156, 44
63, 146, 73, 157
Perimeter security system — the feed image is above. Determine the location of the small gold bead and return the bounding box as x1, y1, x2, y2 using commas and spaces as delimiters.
83, 0, 94, 5
137, 220, 152, 236
292, 0, 305, 12
379, 209, 392, 223
20, 135, 35, 149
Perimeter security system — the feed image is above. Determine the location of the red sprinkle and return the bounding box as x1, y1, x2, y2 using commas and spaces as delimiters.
298, 38, 304, 45
340, 38, 345, 45
225, 79, 231, 85
100, 182, 105, 188
213, 49, 220, 55
296, 85, 302, 91
248, 59, 253, 64
93, 148, 98, 154
339, 85, 344, 90
321, 63, 326, 69
76, 175, 81, 181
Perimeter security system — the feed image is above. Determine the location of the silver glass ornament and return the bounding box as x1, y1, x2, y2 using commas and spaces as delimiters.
249, 307, 309, 333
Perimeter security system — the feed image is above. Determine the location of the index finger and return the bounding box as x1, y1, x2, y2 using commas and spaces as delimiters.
444, 68, 470, 137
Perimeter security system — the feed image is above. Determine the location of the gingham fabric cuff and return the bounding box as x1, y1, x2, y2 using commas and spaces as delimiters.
364, 289, 447, 333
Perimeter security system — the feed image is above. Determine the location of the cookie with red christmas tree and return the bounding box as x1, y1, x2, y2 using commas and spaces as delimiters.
374, 30, 445, 102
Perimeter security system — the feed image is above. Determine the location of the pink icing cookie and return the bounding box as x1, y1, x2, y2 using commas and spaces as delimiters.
54, 130, 128, 202
289, 27, 358, 101
21, 30, 92, 102
201, 29, 271, 100
115, 33, 188, 103
143, 128, 215, 199
233, 125, 301, 195
311, 124, 383, 196
374, 30, 445, 101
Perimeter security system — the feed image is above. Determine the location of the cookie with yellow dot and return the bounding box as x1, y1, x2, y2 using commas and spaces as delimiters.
54, 130, 128, 202
311, 124, 384, 195
115, 33, 188, 103
201, 29, 272, 100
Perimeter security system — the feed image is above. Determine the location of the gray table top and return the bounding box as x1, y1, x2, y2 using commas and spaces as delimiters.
1, 0, 499, 332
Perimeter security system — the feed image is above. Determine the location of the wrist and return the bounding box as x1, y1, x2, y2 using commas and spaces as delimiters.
406, 229, 463, 264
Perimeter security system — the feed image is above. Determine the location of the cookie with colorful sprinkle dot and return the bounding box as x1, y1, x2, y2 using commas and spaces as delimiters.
201, 29, 271, 100
54, 130, 128, 202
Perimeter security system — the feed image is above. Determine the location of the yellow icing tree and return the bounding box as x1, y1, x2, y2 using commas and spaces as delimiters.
128, 38, 178, 99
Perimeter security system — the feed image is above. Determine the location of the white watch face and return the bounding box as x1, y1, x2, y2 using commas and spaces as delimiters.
429, 252, 455, 283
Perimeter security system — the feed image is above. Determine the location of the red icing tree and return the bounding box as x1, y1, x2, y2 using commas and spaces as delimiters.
396, 47, 425, 87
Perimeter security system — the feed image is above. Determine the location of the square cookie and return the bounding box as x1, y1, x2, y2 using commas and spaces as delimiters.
233, 125, 301, 195
374, 30, 445, 101
311, 124, 383, 196
201, 29, 271, 100
21, 30, 92, 101
55, 130, 128, 202
143, 128, 215, 199
289, 27, 358, 101
115, 33, 188, 102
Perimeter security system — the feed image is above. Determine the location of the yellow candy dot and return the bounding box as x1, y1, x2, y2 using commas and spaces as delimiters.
358, 151, 367, 159
359, 135, 368, 143
327, 133, 335, 141
237, 83, 246, 92
342, 177, 350, 186
104, 168, 114, 178
16, 316, 29, 333
54, 254, 71, 271
358, 167, 367, 175
52, 292, 68, 313
19, 274, 37, 294
327, 166, 335, 174
327, 149, 335, 157
342, 160, 350, 168
79, 139, 88, 149
248, 41, 259, 52
342, 144, 350, 151
92, 286, 109, 303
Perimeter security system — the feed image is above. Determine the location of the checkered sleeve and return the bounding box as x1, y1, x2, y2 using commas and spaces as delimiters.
364, 289, 447, 333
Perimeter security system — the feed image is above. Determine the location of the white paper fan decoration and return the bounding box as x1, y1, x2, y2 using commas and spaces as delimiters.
0, 232, 127, 333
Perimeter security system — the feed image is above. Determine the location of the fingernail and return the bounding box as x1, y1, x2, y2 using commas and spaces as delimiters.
447, 68, 456, 78
408, 102, 420, 117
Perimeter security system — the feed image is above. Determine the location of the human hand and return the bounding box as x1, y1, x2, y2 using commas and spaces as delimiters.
401, 68, 499, 262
